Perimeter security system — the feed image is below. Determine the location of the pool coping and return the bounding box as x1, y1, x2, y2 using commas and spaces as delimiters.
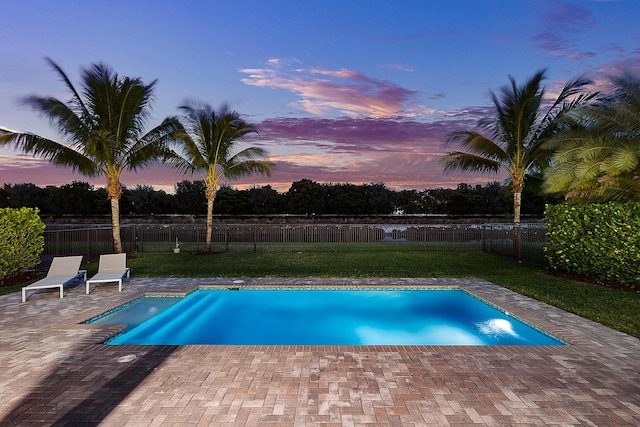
1, 277, 639, 425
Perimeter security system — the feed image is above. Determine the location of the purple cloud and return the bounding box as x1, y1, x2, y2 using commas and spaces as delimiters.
240, 60, 420, 118
238, 110, 500, 190
532, 1, 598, 61
251, 115, 483, 154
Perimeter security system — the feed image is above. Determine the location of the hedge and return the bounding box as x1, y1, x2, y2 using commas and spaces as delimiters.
544, 202, 640, 288
0, 207, 46, 279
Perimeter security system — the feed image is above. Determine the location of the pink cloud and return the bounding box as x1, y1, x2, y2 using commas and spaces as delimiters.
384, 63, 415, 72
240, 61, 420, 118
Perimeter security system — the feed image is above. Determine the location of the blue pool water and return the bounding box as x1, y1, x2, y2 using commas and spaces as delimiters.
91, 289, 565, 346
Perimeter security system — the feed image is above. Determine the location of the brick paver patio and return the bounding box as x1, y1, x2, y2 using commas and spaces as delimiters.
1, 277, 639, 426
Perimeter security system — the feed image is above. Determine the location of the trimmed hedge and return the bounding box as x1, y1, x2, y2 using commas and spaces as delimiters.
0, 207, 46, 279
544, 202, 640, 288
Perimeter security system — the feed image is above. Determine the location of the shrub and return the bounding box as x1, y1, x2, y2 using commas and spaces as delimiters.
545, 202, 640, 288
0, 207, 46, 279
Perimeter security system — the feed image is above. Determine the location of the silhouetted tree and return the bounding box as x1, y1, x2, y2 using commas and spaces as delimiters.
174, 180, 207, 214
46, 181, 108, 215
0, 183, 48, 210
286, 179, 328, 214
124, 185, 175, 215
246, 185, 284, 214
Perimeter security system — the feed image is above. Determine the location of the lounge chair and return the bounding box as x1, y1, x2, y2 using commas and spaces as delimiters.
21, 256, 86, 302
85, 253, 130, 294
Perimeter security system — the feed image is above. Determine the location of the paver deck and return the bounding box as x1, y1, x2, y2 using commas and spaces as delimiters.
1, 277, 639, 426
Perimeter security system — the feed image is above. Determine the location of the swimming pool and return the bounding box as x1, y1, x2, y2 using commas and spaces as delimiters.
89, 289, 565, 346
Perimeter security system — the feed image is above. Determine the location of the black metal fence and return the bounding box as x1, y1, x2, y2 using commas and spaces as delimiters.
43, 223, 547, 266
481, 223, 547, 266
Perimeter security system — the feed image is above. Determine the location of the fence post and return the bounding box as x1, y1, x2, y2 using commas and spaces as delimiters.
253, 226, 257, 253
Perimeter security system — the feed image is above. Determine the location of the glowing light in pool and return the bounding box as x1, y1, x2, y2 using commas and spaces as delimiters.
476, 318, 518, 338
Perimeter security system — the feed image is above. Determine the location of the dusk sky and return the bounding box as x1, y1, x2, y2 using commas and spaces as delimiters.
1, 0, 639, 193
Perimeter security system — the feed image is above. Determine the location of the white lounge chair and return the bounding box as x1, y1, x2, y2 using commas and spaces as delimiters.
21, 256, 86, 302
85, 253, 130, 294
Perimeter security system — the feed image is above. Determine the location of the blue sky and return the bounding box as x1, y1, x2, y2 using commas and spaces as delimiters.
1, 0, 639, 192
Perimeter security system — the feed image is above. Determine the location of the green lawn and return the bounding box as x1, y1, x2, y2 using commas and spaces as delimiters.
5, 249, 639, 339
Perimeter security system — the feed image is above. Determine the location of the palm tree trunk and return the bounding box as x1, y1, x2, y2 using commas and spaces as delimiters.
111, 197, 123, 254
205, 198, 213, 253
513, 190, 522, 259
205, 185, 217, 253
513, 191, 522, 226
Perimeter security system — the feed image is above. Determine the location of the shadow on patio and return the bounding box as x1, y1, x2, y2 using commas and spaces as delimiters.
2, 344, 177, 425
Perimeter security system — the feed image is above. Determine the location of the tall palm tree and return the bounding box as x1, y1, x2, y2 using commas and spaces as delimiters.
169, 101, 274, 253
543, 73, 640, 202
0, 58, 178, 253
441, 69, 594, 226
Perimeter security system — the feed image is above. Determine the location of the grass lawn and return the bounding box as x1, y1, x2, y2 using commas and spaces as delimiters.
4, 249, 639, 339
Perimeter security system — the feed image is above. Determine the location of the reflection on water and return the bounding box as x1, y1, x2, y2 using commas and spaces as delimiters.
476, 318, 518, 338
356, 325, 484, 345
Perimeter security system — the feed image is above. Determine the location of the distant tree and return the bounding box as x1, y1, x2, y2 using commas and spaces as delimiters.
326, 184, 367, 214
442, 69, 594, 226
0, 183, 48, 210
394, 189, 424, 214
0, 59, 179, 252
362, 183, 396, 214
422, 188, 454, 214
246, 185, 284, 214
285, 179, 328, 214
124, 185, 175, 215
46, 181, 108, 215
169, 101, 274, 253
173, 180, 207, 214
447, 183, 482, 215
544, 72, 640, 202
480, 182, 512, 215
213, 186, 252, 215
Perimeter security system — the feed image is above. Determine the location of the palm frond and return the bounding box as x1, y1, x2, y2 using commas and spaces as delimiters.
0, 132, 98, 176
172, 100, 268, 185
444, 131, 507, 162
440, 151, 502, 174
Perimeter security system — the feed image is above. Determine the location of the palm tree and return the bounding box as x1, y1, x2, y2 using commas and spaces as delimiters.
169, 101, 274, 253
0, 58, 178, 253
441, 69, 594, 226
543, 73, 640, 202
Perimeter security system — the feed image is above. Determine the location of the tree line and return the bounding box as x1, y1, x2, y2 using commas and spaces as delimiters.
0, 179, 557, 217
